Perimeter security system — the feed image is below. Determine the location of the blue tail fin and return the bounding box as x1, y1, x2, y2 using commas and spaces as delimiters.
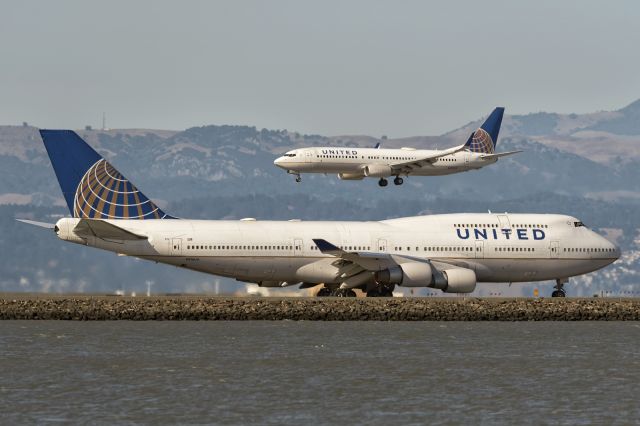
39, 130, 172, 219
464, 107, 505, 154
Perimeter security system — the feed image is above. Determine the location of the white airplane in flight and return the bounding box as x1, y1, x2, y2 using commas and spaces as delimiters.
19, 130, 619, 297
274, 107, 521, 186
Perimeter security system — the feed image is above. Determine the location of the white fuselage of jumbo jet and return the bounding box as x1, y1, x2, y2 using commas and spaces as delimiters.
54, 212, 619, 293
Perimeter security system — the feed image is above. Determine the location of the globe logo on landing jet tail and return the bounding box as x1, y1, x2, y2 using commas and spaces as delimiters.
73, 159, 165, 219
467, 128, 495, 154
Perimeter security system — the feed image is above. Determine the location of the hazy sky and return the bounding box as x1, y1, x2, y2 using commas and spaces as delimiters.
2, 1, 639, 136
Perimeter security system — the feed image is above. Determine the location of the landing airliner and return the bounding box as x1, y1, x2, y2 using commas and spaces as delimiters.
20, 130, 619, 297
274, 107, 521, 186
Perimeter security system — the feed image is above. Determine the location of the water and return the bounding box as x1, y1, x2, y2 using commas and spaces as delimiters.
1, 322, 639, 425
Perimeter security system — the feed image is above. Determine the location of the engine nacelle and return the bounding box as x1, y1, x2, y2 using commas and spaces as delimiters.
375, 263, 434, 287
375, 263, 477, 293
442, 269, 477, 293
338, 172, 365, 180
363, 164, 392, 177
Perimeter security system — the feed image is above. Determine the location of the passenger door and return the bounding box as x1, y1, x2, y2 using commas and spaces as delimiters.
170, 238, 182, 256
294, 239, 303, 256
550, 241, 560, 258
377, 238, 387, 252
475, 241, 484, 259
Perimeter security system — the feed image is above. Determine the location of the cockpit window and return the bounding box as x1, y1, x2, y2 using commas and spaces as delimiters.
284, 153, 296, 157
574, 221, 585, 227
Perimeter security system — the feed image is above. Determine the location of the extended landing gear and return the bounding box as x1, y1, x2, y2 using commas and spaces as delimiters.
317, 287, 332, 297
378, 178, 388, 187
552, 278, 568, 297
316, 287, 356, 297
287, 170, 302, 183
366, 283, 395, 297
393, 176, 403, 186
334, 289, 357, 297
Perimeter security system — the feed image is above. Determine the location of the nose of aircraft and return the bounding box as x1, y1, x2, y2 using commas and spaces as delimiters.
274, 156, 285, 168
614, 244, 622, 260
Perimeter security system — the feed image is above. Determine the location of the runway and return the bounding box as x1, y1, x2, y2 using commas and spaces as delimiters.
1, 295, 639, 320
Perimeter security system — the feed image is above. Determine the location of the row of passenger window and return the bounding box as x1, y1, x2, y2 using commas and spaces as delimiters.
394, 246, 476, 252
187, 245, 294, 251
495, 247, 535, 252
564, 247, 615, 253
318, 154, 418, 161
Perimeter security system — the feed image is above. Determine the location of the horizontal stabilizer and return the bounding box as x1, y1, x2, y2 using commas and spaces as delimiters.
480, 150, 522, 159
16, 219, 55, 229
73, 219, 147, 240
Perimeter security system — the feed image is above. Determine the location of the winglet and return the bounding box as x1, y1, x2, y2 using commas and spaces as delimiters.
313, 239, 342, 254
374, 142, 381, 149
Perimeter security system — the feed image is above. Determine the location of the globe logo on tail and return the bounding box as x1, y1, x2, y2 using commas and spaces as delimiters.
73, 159, 168, 219
467, 128, 495, 154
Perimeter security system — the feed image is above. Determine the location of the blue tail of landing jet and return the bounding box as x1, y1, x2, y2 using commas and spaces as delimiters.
464, 107, 504, 154
39, 130, 173, 219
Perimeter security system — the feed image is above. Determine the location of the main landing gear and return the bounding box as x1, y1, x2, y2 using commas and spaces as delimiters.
552, 278, 568, 297
366, 283, 395, 297
316, 286, 356, 297
378, 177, 404, 187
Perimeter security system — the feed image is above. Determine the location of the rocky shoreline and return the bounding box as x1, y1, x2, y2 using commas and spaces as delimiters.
1, 296, 639, 320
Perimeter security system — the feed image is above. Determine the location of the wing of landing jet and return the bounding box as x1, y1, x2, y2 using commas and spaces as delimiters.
389, 144, 466, 175
312, 238, 472, 290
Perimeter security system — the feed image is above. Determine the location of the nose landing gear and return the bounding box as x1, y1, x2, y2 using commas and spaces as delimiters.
287, 170, 302, 183
551, 278, 567, 297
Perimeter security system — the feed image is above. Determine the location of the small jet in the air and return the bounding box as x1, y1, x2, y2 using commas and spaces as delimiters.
274, 107, 521, 187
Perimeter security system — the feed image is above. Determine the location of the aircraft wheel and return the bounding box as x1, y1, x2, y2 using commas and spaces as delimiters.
552, 278, 567, 297
317, 287, 332, 297
366, 289, 381, 297
393, 177, 403, 185
378, 178, 388, 187
346, 289, 357, 297
380, 283, 395, 297
295, 176, 302, 183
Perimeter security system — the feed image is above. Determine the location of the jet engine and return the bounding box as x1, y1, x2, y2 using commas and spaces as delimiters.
363, 164, 392, 177
338, 172, 365, 180
374, 263, 434, 287
441, 269, 476, 293
374, 263, 477, 293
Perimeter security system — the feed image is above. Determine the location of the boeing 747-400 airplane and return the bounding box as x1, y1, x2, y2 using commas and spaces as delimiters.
274, 107, 521, 186
19, 130, 618, 297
